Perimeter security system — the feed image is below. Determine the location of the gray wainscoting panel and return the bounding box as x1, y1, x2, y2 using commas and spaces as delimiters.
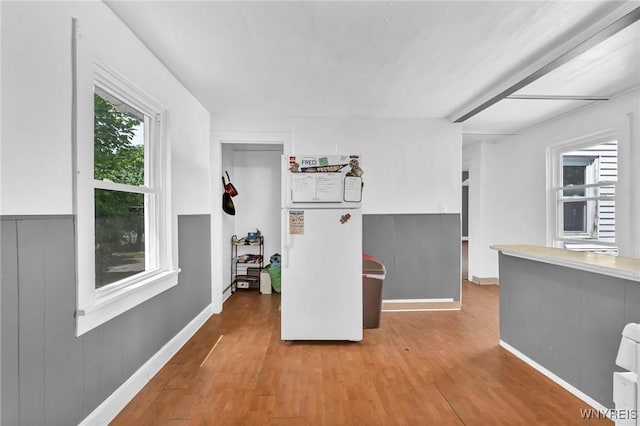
579, 271, 627, 407
498, 253, 640, 409
173, 214, 213, 331
624, 280, 640, 326
1, 220, 19, 426
363, 214, 461, 301
1, 214, 212, 425
539, 263, 582, 387
497, 254, 513, 341
17, 219, 52, 426
504, 255, 542, 361
37, 219, 84, 424
81, 327, 106, 417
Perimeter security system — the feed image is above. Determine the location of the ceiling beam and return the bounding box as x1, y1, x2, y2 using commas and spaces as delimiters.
463, 132, 516, 136
450, 4, 640, 123
505, 95, 610, 101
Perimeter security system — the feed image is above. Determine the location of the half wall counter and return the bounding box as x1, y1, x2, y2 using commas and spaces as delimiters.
491, 244, 640, 411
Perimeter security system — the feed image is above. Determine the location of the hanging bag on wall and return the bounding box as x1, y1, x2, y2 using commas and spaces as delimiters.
224, 171, 238, 197
222, 176, 235, 215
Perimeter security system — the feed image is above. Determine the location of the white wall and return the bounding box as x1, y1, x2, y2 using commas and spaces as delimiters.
463, 141, 501, 281
212, 116, 462, 215
232, 150, 282, 264
465, 89, 640, 280
210, 116, 461, 306
0, 1, 211, 217
1, 1, 211, 292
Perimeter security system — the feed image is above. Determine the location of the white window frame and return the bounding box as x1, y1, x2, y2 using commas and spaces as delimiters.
74, 59, 179, 336
560, 155, 599, 237
547, 130, 618, 254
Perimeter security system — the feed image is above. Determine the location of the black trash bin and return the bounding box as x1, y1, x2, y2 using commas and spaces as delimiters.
362, 253, 386, 329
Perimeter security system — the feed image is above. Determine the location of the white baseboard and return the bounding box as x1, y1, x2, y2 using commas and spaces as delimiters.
382, 298, 460, 311
499, 340, 608, 413
223, 288, 232, 304
79, 304, 215, 426
384, 298, 454, 303
471, 275, 499, 285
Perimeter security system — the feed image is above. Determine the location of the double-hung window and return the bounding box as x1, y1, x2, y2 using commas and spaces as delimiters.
551, 137, 618, 254
93, 87, 150, 288
75, 62, 178, 335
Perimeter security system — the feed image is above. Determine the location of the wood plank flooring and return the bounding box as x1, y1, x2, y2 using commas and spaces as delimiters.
111, 281, 612, 425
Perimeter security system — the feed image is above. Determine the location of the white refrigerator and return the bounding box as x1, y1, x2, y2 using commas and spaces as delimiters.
281, 154, 364, 341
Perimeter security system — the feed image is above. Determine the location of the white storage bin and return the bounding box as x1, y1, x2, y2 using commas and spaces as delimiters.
260, 270, 272, 294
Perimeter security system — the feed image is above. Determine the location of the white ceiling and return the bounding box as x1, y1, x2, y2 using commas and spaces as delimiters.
464, 16, 640, 141
106, 1, 640, 143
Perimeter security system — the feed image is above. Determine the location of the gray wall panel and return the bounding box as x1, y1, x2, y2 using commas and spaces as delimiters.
439, 215, 462, 299
499, 254, 640, 409
498, 254, 514, 341
1, 214, 212, 425
361, 215, 396, 296
41, 219, 84, 425
393, 215, 429, 299
81, 331, 102, 417
579, 271, 626, 407
16, 220, 47, 426
179, 214, 212, 297
624, 281, 640, 326
507, 256, 542, 361
97, 319, 126, 404
174, 214, 212, 331
121, 299, 157, 379
1, 220, 19, 426
363, 214, 461, 301
542, 263, 581, 388
537, 262, 556, 369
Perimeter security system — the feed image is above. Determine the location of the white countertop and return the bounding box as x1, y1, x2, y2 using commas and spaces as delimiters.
491, 244, 640, 282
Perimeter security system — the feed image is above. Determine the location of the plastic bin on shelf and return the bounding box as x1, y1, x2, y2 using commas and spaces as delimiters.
363, 253, 386, 329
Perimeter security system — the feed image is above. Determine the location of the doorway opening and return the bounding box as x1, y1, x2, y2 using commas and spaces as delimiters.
217, 141, 285, 307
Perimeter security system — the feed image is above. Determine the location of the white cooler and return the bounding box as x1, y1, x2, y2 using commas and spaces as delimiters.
614, 323, 640, 425
260, 270, 272, 294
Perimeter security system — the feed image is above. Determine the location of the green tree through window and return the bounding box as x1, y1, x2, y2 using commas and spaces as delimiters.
94, 92, 146, 288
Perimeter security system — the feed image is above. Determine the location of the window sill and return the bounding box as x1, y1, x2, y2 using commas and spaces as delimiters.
76, 268, 180, 336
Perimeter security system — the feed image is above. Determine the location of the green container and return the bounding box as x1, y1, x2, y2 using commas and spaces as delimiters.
266, 266, 281, 293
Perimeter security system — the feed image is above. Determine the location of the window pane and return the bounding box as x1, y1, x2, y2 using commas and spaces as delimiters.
563, 165, 586, 185
561, 198, 615, 241
563, 201, 586, 233
94, 88, 145, 186
95, 189, 145, 288
562, 165, 586, 196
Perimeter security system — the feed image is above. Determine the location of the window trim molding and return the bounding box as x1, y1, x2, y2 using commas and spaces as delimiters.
546, 128, 618, 251
73, 21, 178, 336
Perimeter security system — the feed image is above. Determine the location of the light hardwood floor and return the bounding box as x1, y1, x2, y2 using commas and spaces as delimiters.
111, 282, 612, 425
